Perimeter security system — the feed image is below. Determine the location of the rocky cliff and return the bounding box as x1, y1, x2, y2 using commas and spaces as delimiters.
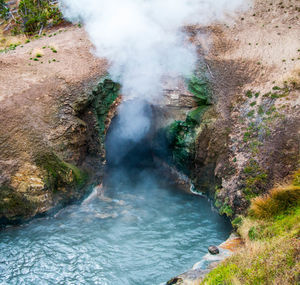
157, 0, 299, 219
0, 27, 122, 225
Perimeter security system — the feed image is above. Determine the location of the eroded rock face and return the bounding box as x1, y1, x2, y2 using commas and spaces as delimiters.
0, 78, 120, 225
155, 0, 300, 218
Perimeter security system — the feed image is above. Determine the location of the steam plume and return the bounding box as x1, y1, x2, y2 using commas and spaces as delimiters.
60, 0, 249, 150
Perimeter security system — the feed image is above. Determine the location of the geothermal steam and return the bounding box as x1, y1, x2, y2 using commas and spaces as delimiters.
60, 0, 249, 160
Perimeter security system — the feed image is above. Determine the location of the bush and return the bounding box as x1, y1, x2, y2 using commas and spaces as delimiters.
18, 0, 63, 34
0, 0, 9, 19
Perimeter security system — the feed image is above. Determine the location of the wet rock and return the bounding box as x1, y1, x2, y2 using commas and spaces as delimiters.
208, 245, 219, 255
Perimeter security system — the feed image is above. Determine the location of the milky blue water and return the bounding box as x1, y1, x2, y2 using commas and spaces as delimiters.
0, 168, 231, 285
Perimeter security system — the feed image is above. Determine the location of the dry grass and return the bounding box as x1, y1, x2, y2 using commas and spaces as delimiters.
250, 185, 300, 219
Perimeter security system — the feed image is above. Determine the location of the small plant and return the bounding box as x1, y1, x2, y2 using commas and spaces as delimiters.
34, 58, 39, 61
243, 131, 251, 142
247, 110, 255, 117
258, 106, 264, 115
272, 86, 281, 90
231, 216, 242, 228
51, 47, 57, 53
250, 101, 256, 107
248, 226, 258, 240
246, 90, 253, 98
36, 53, 42, 58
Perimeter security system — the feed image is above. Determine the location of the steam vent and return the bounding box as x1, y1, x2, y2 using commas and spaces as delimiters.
0, 0, 299, 284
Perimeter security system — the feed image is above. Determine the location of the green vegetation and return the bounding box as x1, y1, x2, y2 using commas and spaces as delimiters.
188, 76, 211, 105
91, 78, 121, 143
243, 159, 268, 200
1, 0, 64, 35
247, 110, 254, 117
0, 0, 9, 19
0, 42, 21, 53
165, 117, 197, 172
160, 74, 212, 173
203, 172, 300, 285
245, 90, 253, 98
215, 190, 234, 218
34, 152, 88, 191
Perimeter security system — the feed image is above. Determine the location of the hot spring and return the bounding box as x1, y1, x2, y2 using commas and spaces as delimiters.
0, 107, 231, 285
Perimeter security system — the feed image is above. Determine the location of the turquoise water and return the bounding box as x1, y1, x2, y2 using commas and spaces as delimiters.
0, 168, 231, 285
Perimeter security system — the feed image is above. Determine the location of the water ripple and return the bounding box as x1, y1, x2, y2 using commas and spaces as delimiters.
0, 173, 231, 285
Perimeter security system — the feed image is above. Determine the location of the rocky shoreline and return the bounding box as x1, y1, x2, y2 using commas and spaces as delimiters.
165, 233, 243, 285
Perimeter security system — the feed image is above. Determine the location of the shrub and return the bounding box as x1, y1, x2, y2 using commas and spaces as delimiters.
0, 0, 9, 19
18, 0, 63, 35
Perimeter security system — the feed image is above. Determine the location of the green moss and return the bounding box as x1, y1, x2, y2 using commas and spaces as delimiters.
158, 74, 212, 174
243, 160, 268, 200
187, 105, 210, 123
92, 78, 120, 143
164, 119, 196, 172
219, 203, 234, 217
243, 131, 251, 142
188, 76, 211, 105
34, 152, 88, 191
272, 86, 281, 90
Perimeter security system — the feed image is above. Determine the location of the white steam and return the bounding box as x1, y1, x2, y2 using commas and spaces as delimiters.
60, 0, 249, 144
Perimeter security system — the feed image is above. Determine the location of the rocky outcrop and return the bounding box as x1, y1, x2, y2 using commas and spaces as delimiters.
0, 77, 120, 225
157, 0, 300, 218
0, 27, 123, 225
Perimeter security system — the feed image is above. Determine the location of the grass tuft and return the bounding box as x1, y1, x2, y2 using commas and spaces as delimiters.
249, 185, 300, 219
